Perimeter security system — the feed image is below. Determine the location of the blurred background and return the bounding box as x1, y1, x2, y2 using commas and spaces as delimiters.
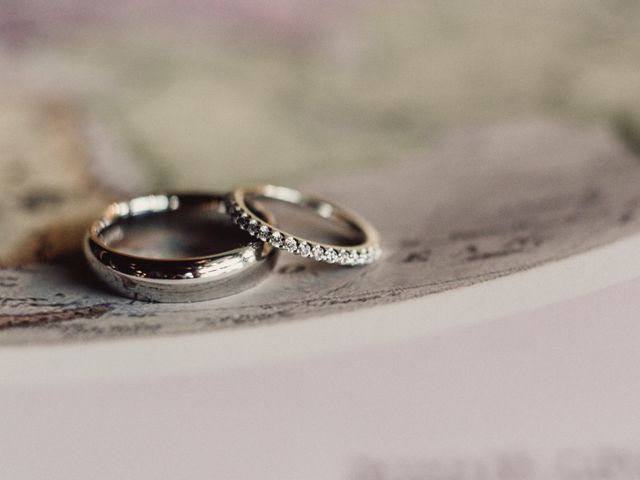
2, 0, 640, 265
4, 5, 640, 475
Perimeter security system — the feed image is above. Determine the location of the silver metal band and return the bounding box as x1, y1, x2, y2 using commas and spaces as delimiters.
228, 185, 381, 266
84, 193, 277, 302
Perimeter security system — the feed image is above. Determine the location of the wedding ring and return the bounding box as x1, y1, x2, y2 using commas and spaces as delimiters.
84, 193, 277, 302
227, 185, 381, 266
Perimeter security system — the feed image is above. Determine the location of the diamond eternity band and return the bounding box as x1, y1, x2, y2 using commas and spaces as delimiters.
227, 185, 381, 267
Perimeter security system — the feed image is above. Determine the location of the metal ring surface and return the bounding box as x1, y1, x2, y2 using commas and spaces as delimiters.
85, 193, 277, 302
228, 185, 381, 266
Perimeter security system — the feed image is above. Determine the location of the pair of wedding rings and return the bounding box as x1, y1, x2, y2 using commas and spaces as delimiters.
84, 185, 381, 302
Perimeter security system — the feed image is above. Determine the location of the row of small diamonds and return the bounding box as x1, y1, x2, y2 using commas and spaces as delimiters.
226, 200, 380, 266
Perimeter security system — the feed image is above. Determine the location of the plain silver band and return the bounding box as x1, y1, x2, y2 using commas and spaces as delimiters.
84, 193, 277, 303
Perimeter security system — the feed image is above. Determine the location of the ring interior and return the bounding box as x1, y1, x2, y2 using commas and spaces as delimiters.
90, 194, 261, 263
243, 186, 371, 247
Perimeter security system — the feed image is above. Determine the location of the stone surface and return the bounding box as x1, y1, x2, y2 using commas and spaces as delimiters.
2, 119, 640, 346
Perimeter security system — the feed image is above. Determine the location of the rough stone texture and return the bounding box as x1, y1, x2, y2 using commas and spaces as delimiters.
2, 118, 640, 346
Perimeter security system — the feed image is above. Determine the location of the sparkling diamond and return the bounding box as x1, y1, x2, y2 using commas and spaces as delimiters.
237, 213, 249, 230
350, 251, 360, 265
258, 225, 270, 241
362, 247, 379, 264
325, 248, 338, 263
284, 236, 297, 253
338, 250, 350, 265
230, 204, 242, 217
247, 219, 259, 236
312, 245, 324, 261
298, 242, 312, 257
359, 249, 370, 264
269, 231, 283, 248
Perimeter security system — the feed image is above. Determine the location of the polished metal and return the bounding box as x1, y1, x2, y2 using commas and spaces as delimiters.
85, 193, 277, 302
228, 185, 381, 266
